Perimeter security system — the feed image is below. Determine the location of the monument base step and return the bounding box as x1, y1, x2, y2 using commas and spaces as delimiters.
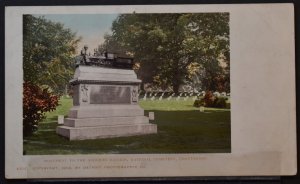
64, 116, 149, 127
56, 123, 157, 140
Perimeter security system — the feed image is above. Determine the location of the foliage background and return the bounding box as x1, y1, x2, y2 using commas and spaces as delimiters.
23, 15, 80, 136
97, 13, 230, 93
23, 15, 80, 94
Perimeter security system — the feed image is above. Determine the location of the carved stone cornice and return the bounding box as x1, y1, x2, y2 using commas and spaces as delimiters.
70, 79, 140, 86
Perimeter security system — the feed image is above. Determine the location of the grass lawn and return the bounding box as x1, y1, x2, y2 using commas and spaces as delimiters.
23, 97, 231, 155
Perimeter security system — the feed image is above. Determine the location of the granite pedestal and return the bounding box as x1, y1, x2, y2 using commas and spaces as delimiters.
56, 66, 157, 140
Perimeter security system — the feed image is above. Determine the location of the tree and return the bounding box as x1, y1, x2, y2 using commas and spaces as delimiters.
96, 34, 129, 56
23, 15, 80, 136
23, 15, 81, 94
109, 13, 229, 93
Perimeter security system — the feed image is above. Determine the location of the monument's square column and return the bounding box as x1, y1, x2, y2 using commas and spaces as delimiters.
56, 65, 157, 140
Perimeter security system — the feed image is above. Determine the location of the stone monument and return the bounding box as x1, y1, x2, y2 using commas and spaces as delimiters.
56, 46, 157, 140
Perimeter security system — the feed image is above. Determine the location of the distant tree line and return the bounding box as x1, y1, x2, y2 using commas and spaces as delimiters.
97, 13, 230, 93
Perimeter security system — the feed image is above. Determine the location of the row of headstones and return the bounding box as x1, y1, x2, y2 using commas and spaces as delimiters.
139, 91, 230, 101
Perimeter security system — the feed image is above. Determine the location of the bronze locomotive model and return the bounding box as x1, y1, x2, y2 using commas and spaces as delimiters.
75, 45, 134, 69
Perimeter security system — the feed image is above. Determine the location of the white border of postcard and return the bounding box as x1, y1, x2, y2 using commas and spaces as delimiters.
5, 4, 296, 178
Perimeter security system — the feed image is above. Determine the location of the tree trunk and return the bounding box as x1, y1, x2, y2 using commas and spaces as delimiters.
172, 60, 181, 94
173, 83, 180, 94
140, 82, 145, 91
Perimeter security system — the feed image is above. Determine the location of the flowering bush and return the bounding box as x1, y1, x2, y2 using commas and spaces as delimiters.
193, 91, 227, 108
23, 82, 59, 137
202, 91, 216, 107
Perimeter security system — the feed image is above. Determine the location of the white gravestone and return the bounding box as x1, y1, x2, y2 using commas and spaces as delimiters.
214, 91, 221, 97
149, 112, 155, 120
183, 96, 188, 101
58, 115, 64, 125
176, 93, 183, 101
158, 92, 165, 101
167, 93, 175, 101
143, 92, 147, 100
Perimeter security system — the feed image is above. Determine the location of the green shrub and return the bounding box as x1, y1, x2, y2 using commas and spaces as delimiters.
225, 102, 231, 109
193, 99, 204, 107
213, 97, 227, 108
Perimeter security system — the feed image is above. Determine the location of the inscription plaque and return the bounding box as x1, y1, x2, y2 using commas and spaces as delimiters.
90, 85, 131, 104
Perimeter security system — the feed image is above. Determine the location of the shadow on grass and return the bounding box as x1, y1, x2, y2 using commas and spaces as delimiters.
183, 105, 231, 111
24, 109, 231, 155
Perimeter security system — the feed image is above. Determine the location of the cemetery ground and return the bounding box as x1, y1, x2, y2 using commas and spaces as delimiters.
23, 97, 231, 155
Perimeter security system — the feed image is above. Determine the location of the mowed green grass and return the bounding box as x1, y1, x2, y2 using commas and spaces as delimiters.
23, 97, 231, 155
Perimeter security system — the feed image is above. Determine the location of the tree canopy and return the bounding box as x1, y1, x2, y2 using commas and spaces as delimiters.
23, 15, 81, 94
105, 13, 230, 93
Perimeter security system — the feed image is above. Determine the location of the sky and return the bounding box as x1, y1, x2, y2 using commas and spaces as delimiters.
35, 14, 119, 54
